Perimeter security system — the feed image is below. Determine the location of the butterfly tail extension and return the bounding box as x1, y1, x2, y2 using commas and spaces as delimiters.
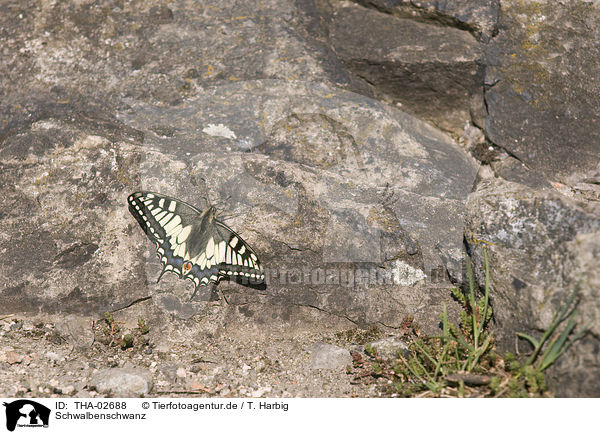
189, 282, 201, 301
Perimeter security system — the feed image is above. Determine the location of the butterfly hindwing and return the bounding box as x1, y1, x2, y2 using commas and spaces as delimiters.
214, 220, 264, 283
127, 191, 265, 298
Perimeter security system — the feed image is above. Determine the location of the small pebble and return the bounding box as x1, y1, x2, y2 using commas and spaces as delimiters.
46, 351, 62, 362
7, 351, 23, 365
250, 386, 272, 398
62, 385, 76, 395
90, 368, 152, 397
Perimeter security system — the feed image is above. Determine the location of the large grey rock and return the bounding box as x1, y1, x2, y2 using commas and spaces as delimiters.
115, 79, 478, 330
0, 0, 360, 146
484, 0, 600, 181
328, 2, 484, 134
552, 233, 600, 397
0, 0, 477, 336
0, 0, 596, 400
465, 177, 600, 397
352, 0, 500, 42
1, 77, 478, 335
0, 0, 363, 317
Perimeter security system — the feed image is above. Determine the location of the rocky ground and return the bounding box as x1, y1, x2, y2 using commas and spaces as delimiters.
1, 0, 599, 397
0, 310, 400, 398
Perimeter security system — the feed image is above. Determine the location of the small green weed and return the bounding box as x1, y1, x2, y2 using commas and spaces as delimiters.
97, 313, 151, 351
347, 250, 589, 397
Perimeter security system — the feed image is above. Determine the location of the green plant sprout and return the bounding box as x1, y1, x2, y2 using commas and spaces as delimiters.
517, 286, 589, 373
347, 249, 590, 397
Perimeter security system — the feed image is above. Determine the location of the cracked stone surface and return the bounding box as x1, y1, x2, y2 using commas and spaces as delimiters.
1, 0, 598, 397
465, 177, 600, 397
484, 0, 600, 180
2, 79, 477, 330
0, 0, 478, 398
327, 1, 484, 134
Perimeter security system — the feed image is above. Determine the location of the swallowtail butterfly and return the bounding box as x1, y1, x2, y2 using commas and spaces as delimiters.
128, 191, 265, 299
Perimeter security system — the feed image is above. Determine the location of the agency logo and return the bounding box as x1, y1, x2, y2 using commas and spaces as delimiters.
3, 400, 50, 432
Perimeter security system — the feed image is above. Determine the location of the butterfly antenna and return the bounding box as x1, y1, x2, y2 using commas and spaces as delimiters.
194, 177, 215, 210
218, 208, 244, 222
211, 193, 233, 211
197, 191, 212, 210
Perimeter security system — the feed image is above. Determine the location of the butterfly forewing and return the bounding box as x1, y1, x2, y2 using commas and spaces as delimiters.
127, 191, 265, 298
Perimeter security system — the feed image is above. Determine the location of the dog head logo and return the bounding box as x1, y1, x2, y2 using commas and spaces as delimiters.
3, 400, 50, 431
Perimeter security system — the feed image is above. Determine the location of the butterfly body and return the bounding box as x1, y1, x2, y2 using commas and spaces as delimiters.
128, 191, 265, 299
